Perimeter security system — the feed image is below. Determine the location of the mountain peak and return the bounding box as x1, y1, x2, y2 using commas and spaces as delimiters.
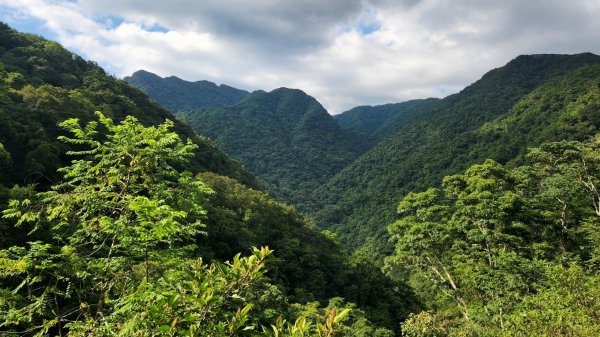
129, 69, 159, 78
176, 86, 370, 208
124, 70, 249, 111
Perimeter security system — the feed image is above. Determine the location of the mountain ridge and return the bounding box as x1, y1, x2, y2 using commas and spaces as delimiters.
0, 23, 257, 189
308, 52, 600, 253
335, 98, 442, 141
125, 69, 249, 112
177, 87, 371, 207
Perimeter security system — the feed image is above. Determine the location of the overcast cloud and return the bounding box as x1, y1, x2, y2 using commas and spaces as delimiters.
1, 0, 599, 113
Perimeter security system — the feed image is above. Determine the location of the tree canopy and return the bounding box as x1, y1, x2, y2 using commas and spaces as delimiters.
0, 113, 365, 336
386, 137, 600, 336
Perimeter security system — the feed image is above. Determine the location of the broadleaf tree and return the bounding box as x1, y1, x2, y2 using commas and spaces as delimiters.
0, 112, 350, 336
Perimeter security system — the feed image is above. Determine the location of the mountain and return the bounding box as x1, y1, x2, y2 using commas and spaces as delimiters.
124, 70, 249, 112
309, 53, 600, 254
195, 172, 417, 328
0, 23, 413, 334
0, 24, 256, 189
178, 88, 370, 207
334, 98, 442, 142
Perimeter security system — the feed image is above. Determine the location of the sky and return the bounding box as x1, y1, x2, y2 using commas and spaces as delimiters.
1, 0, 599, 114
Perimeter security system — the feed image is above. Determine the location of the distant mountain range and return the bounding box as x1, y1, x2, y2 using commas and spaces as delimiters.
334, 98, 442, 142
311, 53, 600, 254
175, 88, 371, 207
124, 70, 249, 112
126, 53, 600, 257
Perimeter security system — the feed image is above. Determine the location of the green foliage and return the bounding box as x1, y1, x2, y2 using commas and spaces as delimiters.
0, 142, 9, 168
387, 137, 600, 336
195, 172, 418, 332
284, 299, 392, 337
0, 24, 415, 336
0, 22, 257, 194
0, 114, 357, 336
310, 54, 600, 254
177, 88, 370, 209
124, 70, 249, 112
334, 98, 441, 142
502, 263, 600, 337
1, 113, 211, 333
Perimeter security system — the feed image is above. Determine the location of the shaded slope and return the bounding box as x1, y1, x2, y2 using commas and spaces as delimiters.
0, 23, 257, 189
335, 98, 442, 141
0, 23, 417, 333
178, 88, 370, 207
196, 172, 418, 330
310, 53, 600, 253
124, 69, 249, 112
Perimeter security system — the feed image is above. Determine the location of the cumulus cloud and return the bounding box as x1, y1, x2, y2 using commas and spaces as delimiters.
1, 0, 599, 113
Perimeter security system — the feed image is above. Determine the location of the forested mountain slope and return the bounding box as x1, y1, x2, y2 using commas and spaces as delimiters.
0, 24, 413, 335
334, 98, 442, 142
388, 138, 600, 335
178, 88, 371, 207
0, 23, 256, 190
309, 53, 600, 253
124, 69, 249, 112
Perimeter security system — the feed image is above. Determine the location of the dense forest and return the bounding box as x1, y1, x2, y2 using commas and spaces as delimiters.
0, 24, 256, 190
0, 24, 411, 336
130, 54, 600, 257
2, 21, 600, 336
310, 53, 600, 256
125, 70, 249, 112
151, 87, 370, 207
333, 98, 442, 142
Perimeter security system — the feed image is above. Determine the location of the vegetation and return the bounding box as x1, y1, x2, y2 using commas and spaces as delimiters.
310, 54, 600, 256
176, 88, 370, 208
125, 70, 249, 112
0, 22, 257, 193
0, 113, 396, 336
2, 21, 600, 336
334, 98, 441, 142
387, 137, 600, 336
0, 24, 412, 336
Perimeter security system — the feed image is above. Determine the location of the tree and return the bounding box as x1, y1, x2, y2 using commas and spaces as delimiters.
388, 139, 600, 336
0, 112, 350, 336
1, 112, 211, 334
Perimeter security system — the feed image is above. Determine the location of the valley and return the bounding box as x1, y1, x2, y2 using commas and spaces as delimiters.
1, 21, 599, 336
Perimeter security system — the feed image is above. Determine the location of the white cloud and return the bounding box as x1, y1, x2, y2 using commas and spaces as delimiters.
1, 0, 599, 113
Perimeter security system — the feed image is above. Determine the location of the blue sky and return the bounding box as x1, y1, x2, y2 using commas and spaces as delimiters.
0, 6, 56, 38
1, 0, 599, 114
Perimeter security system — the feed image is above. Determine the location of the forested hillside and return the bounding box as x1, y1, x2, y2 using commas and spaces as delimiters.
2, 19, 600, 336
0, 23, 256, 190
177, 88, 370, 207
389, 138, 600, 335
334, 98, 441, 142
309, 53, 600, 254
0, 24, 411, 336
125, 70, 249, 112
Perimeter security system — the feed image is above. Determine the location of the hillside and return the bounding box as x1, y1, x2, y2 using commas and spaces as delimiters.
178, 88, 371, 207
0, 23, 256, 189
0, 23, 413, 335
334, 98, 442, 142
309, 53, 600, 253
124, 69, 249, 112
